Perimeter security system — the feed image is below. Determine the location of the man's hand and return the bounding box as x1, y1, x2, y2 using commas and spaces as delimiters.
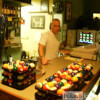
41, 56, 48, 65
60, 50, 70, 55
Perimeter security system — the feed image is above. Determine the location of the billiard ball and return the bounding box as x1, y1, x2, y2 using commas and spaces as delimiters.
75, 73, 83, 78
42, 80, 47, 85
18, 67, 24, 72
54, 77, 61, 82
58, 82, 64, 86
8, 65, 13, 71
43, 84, 50, 91
63, 68, 67, 71
53, 73, 59, 78
72, 76, 78, 83
73, 70, 78, 74
36, 82, 43, 89
63, 72, 68, 76
66, 75, 72, 80
60, 73, 66, 79
57, 71, 62, 76
68, 80, 74, 85
17, 82, 23, 86
52, 80, 57, 85
61, 69, 65, 73
61, 79, 67, 84
49, 87, 57, 92
17, 75, 24, 80
68, 69, 73, 73
29, 63, 35, 68
55, 84, 61, 89
81, 65, 85, 69
3, 63, 9, 69
46, 78, 50, 82
8, 79, 13, 83
61, 86, 69, 91
13, 66, 18, 71
23, 66, 28, 72
25, 61, 28, 66
64, 83, 72, 89
57, 89, 65, 96
49, 76, 54, 81
23, 80, 28, 84
47, 82, 54, 87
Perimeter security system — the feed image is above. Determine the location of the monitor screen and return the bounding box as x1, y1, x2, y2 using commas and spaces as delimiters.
77, 30, 96, 46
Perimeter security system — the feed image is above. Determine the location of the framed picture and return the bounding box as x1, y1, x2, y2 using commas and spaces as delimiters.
41, 0, 49, 12
31, 16, 45, 29
66, 2, 72, 21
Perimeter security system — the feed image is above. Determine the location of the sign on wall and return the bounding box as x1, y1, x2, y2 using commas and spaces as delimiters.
66, 1, 72, 21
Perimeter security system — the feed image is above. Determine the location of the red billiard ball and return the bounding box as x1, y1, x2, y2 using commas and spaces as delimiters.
23, 66, 28, 71
43, 84, 50, 91
18, 67, 23, 72
54, 77, 61, 82
53, 73, 59, 78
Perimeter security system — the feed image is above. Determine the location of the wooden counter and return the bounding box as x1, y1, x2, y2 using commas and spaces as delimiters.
0, 56, 100, 100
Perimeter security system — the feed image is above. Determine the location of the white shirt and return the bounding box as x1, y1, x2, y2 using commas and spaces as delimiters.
39, 30, 60, 60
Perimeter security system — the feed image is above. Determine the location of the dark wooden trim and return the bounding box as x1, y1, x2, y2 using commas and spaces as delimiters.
82, 69, 100, 92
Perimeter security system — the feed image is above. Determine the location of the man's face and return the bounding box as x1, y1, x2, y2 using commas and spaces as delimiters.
51, 20, 60, 34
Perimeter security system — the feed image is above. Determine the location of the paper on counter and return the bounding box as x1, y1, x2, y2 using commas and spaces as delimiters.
64, 56, 83, 62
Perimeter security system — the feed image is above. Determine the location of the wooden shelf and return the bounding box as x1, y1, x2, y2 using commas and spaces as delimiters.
3, 0, 32, 6
4, 43, 21, 48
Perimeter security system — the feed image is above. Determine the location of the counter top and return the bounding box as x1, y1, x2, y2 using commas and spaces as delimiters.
0, 56, 100, 100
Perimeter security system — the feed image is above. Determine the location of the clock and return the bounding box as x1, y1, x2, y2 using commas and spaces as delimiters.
53, 1, 63, 13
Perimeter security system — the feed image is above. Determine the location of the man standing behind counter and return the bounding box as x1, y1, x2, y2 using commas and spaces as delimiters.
38, 19, 60, 65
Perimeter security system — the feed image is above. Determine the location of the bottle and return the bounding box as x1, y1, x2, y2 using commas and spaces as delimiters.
10, 5, 13, 16
2, 2, 4, 14
12, 6, 16, 17
3, 2, 7, 15
18, 6, 21, 18
6, 4, 10, 16
9, 54, 13, 64
15, 6, 18, 17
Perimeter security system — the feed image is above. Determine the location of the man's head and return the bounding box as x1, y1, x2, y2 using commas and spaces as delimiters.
50, 19, 60, 35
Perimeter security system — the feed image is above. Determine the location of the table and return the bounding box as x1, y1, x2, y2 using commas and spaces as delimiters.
0, 56, 100, 100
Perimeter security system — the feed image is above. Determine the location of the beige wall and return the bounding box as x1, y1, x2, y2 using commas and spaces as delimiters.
21, 0, 53, 57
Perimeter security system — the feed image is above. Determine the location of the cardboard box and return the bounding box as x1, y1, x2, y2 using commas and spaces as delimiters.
35, 69, 42, 80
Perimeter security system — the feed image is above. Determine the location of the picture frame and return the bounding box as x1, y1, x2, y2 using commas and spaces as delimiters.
66, 2, 72, 21
41, 0, 49, 12
31, 16, 45, 29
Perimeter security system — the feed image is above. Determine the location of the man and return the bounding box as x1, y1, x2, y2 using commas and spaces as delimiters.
38, 19, 60, 65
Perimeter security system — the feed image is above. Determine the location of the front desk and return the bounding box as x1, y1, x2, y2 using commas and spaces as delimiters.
0, 55, 100, 100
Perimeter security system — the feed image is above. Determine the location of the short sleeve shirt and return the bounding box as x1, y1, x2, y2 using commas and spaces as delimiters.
39, 31, 60, 60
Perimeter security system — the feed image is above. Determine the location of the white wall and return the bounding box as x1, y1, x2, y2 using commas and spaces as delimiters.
21, 0, 53, 57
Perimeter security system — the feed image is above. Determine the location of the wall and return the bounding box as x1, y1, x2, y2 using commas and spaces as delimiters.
66, 0, 84, 29
21, 0, 85, 56
21, 0, 53, 57
84, 0, 100, 14
53, 0, 84, 29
